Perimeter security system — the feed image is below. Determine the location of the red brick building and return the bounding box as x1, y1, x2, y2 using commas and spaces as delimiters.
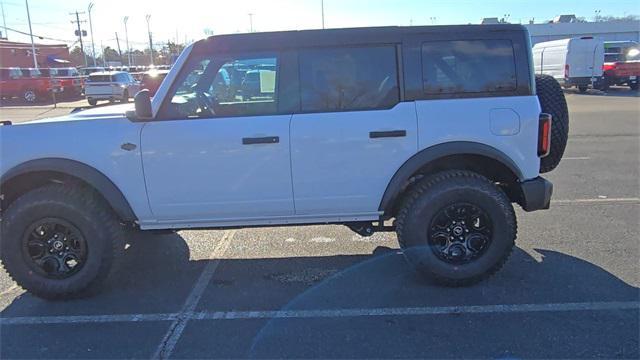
0, 40, 71, 68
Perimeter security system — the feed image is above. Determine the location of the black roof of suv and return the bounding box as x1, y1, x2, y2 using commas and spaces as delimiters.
193, 25, 530, 54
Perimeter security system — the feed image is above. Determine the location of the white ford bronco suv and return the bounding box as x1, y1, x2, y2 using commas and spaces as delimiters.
0, 25, 568, 299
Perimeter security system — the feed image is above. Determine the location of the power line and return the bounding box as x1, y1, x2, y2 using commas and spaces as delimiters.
0, 24, 73, 42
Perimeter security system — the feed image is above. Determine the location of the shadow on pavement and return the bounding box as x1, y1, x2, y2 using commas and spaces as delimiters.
1, 231, 638, 359
1, 230, 637, 317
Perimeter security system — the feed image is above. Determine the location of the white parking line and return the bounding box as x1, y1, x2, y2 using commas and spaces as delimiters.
1, 301, 637, 325
0, 313, 177, 325
563, 156, 591, 160
193, 301, 640, 320
552, 197, 640, 204
152, 230, 236, 360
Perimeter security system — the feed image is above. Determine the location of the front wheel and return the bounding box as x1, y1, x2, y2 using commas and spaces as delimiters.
630, 82, 639, 91
0, 184, 126, 299
578, 85, 588, 93
87, 98, 98, 106
120, 90, 129, 103
396, 170, 516, 286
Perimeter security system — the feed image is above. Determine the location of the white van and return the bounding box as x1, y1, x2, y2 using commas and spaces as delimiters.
533, 37, 604, 92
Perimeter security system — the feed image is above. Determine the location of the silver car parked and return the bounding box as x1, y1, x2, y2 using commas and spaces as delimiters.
84, 71, 140, 106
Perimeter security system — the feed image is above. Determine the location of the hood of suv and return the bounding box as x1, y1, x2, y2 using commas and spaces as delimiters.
17, 103, 134, 125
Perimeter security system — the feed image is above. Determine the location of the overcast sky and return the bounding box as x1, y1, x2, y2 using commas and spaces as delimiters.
2, 0, 639, 52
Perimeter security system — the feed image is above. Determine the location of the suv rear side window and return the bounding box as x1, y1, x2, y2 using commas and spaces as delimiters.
299, 46, 399, 112
421, 40, 517, 95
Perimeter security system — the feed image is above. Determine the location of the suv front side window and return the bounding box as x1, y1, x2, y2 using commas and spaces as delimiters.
163, 55, 278, 119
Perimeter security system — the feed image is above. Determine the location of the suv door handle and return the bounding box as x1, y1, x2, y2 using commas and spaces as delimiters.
369, 130, 407, 139
242, 136, 280, 145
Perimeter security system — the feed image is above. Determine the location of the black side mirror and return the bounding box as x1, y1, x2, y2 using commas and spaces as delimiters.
127, 89, 153, 121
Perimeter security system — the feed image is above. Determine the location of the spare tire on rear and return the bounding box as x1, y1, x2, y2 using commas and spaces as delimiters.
536, 74, 569, 173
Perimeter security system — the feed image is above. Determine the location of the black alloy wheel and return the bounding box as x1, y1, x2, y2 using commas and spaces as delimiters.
22, 218, 88, 279
427, 203, 492, 265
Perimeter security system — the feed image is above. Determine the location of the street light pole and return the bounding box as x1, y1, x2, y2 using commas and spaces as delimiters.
88, 2, 96, 67
321, 0, 325, 29
123, 16, 131, 66
248, 13, 253, 32
25, 0, 38, 69
1, 1, 8, 40
145, 14, 153, 66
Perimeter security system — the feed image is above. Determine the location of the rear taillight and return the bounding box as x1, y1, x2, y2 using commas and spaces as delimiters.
602, 63, 616, 72
538, 113, 552, 157
564, 64, 570, 79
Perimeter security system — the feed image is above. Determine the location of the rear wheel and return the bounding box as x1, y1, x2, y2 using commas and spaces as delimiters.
598, 78, 610, 91
536, 74, 569, 173
577, 85, 588, 93
121, 90, 129, 103
396, 171, 516, 286
0, 184, 126, 299
87, 98, 98, 106
630, 82, 639, 91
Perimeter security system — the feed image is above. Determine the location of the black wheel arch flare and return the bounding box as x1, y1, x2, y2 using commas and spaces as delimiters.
379, 141, 525, 217
1, 158, 137, 223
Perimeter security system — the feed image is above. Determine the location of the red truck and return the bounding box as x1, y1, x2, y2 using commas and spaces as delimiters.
41, 67, 84, 97
601, 41, 640, 91
0, 68, 56, 103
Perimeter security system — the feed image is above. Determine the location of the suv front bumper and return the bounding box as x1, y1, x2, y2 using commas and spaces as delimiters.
518, 177, 553, 212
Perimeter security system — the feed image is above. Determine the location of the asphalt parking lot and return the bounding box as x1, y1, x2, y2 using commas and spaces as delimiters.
0, 88, 639, 359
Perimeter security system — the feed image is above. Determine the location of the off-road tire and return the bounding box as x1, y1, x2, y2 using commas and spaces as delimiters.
87, 98, 98, 106
396, 170, 517, 287
536, 74, 569, 173
0, 184, 126, 299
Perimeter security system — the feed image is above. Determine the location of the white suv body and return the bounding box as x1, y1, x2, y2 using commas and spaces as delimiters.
0, 25, 567, 298
84, 71, 140, 105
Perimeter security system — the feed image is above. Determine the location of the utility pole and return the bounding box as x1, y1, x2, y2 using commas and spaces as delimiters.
145, 14, 153, 66
115, 32, 122, 64
70, 10, 88, 67
248, 13, 253, 32
1, 1, 8, 40
88, 2, 96, 67
25, 0, 38, 69
321, 0, 325, 29
123, 16, 131, 66
100, 40, 105, 66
